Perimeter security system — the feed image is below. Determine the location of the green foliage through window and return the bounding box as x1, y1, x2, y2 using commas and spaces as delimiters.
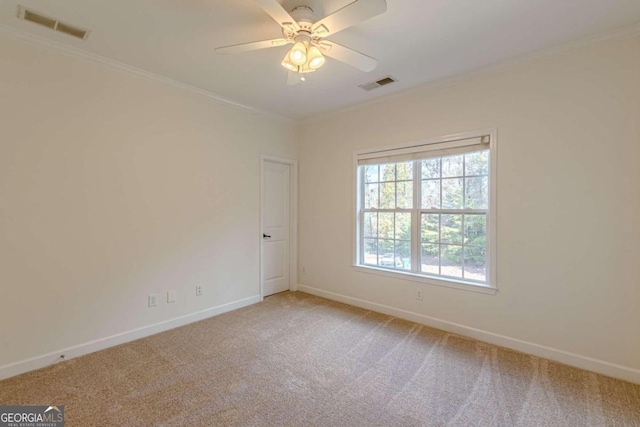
360, 148, 490, 284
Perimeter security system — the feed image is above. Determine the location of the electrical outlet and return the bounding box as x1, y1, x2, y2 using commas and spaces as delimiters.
302, 266, 306, 275
148, 294, 158, 307
167, 290, 177, 303
196, 285, 203, 296
416, 289, 423, 301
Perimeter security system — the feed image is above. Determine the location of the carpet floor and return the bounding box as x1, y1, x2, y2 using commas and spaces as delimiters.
1, 291, 639, 426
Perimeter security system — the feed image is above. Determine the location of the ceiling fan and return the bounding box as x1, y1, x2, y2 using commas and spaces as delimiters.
215, 0, 387, 85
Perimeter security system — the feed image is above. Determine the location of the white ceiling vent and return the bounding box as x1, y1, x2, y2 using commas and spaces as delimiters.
17, 6, 90, 40
359, 76, 397, 91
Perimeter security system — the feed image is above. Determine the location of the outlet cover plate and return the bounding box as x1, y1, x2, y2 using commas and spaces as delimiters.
148, 294, 158, 307
167, 290, 177, 303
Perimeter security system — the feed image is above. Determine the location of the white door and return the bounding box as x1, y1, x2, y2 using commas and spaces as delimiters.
262, 160, 290, 296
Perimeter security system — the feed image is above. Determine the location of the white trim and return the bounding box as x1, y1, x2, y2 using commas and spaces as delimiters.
353, 129, 496, 158
0, 24, 294, 125
297, 285, 640, 384
351, 265, 497, 295
259, 155, 298, 299
356, 136, 487, 163
488, 129, 498, 289
301, 22, 640, 125
353, 152, 360, 271
3, 20, 638, 125
353, 128, 498, 293
0, 295, 261, 381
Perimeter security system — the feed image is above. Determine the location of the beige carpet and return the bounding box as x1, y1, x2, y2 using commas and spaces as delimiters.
1, 291, 639, 426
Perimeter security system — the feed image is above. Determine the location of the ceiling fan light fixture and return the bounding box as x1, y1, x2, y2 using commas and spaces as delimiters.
299, 62, 316, 73
281, 53, 298, 72
307, 45, 325, 70
289, 41, 307, 66
215, 0, 387, 82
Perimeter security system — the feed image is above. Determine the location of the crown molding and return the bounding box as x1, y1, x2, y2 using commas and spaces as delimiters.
3, 20, 639, 126
300, 22, 640, 125
0, 23, 295, 124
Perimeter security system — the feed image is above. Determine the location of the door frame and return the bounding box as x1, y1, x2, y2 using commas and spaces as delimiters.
259, 154, 298, 300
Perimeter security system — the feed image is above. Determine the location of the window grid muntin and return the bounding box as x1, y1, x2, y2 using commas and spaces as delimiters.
361, 160, 414, 271
361, 207, 413, 270
418, 213, 487, 283
360, 149, 489, 284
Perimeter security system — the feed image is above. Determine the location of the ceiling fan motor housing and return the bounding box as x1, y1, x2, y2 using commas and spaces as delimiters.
282, 6, 318, 40
291, 6, 317, 25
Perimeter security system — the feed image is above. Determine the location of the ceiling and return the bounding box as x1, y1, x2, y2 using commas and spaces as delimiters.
1, 0, 639, 121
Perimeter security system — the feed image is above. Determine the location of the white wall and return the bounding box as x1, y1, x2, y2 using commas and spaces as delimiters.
298, 36, 640, 377
0, 36, 296, 372
2, 32, 639, 382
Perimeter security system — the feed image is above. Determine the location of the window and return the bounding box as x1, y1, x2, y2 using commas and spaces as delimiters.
355, 132, 496, 293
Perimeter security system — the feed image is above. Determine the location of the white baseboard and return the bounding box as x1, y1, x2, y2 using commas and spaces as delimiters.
297, 284, 640, 384
0, 295, 261, 381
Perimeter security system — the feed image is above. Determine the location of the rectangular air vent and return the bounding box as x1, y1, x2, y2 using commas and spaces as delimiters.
359, 76, 398, 91
17, 6, 90, 40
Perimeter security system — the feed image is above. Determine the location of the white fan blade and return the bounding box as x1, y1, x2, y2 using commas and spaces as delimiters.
254, 0, 300, 32
319, 41, 378, 72
312, 0, 387, 37
215, 38, 289, 55
287, 71, 302, 86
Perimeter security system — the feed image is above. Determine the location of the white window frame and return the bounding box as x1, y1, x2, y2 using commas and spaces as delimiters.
352, 129, 497, 295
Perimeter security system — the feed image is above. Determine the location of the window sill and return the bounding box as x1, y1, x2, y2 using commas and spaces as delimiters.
352, 265, 498, 295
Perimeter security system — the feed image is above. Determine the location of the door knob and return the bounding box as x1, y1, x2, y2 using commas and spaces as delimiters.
263, 234, 271, 238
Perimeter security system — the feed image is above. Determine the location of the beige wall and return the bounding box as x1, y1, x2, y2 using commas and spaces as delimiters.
1, 32, 639, 380
0, 36, 296, 369
298, 36, 640, 372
